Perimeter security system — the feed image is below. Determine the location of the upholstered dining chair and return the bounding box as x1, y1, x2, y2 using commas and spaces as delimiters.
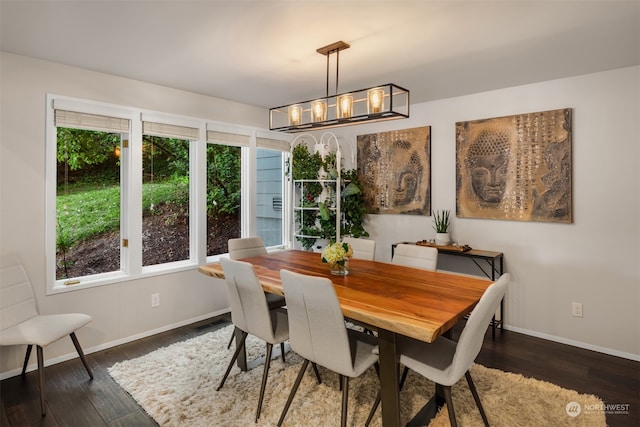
392, 243, 438, 271
341, 237, 377, 334
217, 258, 290, 423
366, 273, 511, 427
226, 236, 286, 349
342, 236, 376, 261
277, 269, 379, 427
0, 253, 94, 416
228, 236, 268, 260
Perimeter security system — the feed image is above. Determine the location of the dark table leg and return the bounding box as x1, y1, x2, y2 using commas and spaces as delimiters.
377, 329, 401, 427
407, 384, 446, 426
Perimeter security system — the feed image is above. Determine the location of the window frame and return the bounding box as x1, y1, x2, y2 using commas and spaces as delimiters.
45, 94, 290, 295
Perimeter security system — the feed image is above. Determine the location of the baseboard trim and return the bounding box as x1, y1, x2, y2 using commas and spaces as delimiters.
503, 324, 640, 362
0, 309, 230, 381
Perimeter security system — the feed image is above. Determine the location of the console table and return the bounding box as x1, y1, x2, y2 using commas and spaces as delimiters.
392, 242, 504, 337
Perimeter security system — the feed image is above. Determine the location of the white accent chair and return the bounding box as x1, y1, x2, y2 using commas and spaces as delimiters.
392, 243, 438, 271
0, 253, 94, 416
226, 237, 286, 349
367, 273, 510, 427
277, 269, 379, 427
217, 258, 290, 422
342, 237, 376, 261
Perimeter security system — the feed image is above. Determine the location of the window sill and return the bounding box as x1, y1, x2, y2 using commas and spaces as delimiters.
47, 257, 220, 295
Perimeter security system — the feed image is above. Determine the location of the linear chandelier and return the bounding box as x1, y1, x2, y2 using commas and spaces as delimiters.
269, 41, 410, 133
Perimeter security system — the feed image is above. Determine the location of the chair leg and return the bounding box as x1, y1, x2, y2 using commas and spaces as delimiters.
280, 342, 286, 363
365, 362, 388, 427
311, 362, 322, 384
465, 371, 490, 426
69, 332, 93, 379
36, 346, 46, 416
226, 330, 235, 349
399, 365, 409, 390
443, 385, 457, 427
255, 343, 273, 422
340, 375, 349, 427
21, 345, 33, 375
365, 390, 379, 427
277, 359, 309, 426
217, 330, 248, 391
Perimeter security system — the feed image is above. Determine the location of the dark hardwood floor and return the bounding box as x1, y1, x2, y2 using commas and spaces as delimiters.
1, 315, 638, 427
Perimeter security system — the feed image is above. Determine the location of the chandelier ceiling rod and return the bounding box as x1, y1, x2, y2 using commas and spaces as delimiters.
317, 41, 350, 98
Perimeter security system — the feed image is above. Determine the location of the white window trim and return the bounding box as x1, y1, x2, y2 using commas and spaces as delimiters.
46, 94, 291, 295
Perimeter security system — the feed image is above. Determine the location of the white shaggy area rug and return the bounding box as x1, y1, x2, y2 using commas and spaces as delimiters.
108, 324, 606, 427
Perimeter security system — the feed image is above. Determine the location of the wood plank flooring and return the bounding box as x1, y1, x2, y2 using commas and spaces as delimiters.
1, 315, 638, 426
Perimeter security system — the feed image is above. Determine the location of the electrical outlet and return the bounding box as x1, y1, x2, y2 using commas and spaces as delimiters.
151, 293, 160, 308
571, 302, 583, 318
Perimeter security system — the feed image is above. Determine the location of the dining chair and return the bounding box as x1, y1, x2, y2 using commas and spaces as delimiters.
366, 273, 510, 427
217, 257, 290, 423
342, 236, 376, 261
341, 237, 377, 334
277, 269, 379, 427
392, 243, 438, 271
228, 236, 268, 259
226, 237, 286, 349
0, 253, 94, 416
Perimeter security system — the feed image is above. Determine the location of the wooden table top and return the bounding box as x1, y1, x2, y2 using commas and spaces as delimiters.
199, 250, 493, 343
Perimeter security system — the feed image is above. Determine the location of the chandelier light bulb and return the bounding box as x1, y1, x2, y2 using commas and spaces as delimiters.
288, 105, 302, 126
337, 94, 353, 118
368, 88, 385, 114
311, 100, 327, 122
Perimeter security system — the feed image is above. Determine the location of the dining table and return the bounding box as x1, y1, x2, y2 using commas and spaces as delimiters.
199, 249, 494, 426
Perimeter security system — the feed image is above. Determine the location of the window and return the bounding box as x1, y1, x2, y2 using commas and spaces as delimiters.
141, 121, 198, 266
52, 108, 129, 282
46, 95, 290, 293
256, 132, 290, 248
205, 142, 242, 256
256, 148, 284, 246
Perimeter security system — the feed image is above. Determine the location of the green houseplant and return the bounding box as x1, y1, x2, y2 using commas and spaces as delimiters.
433, 209, 451, 245
340, 169, 369, 238
289, 143, 369, 250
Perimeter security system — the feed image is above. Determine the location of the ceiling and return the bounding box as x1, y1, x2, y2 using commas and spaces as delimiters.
1, 1, 639, 109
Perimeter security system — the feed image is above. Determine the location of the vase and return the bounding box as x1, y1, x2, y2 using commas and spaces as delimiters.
329, 259, 349, 276
435, 232, 451, 246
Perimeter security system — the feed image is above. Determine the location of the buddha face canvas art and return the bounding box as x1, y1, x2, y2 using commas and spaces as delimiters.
456, 108, 572, 223
357, 126, 431, 215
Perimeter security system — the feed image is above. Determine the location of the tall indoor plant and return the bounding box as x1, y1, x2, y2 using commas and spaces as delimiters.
288, 143, 369, 250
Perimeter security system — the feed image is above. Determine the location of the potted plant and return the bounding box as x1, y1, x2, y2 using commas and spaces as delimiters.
340, 169, 369, 239
433, 209, 451, 245
289, 143, 369, 251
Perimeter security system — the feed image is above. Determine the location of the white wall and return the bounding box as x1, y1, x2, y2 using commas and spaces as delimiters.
325, 66, 640, 360
1, 52, 638, 379
0, 52, 265, 377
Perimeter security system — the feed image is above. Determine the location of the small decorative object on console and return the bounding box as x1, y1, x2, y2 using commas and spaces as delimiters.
416, 240, 472, 252
433, 209, 451, 245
